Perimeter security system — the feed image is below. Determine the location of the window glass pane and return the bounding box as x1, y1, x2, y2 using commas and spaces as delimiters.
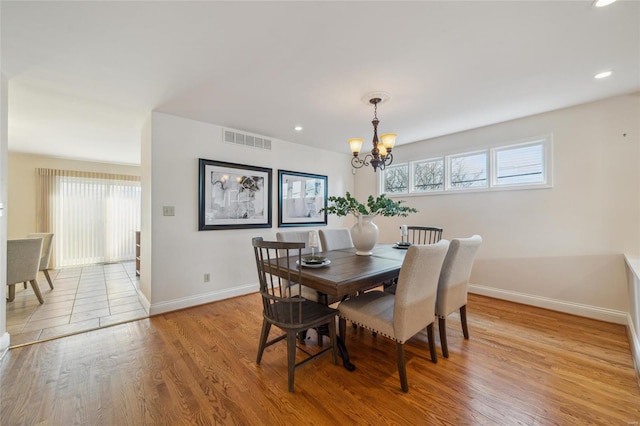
449, 152, 487, 189
495, 143, 544, 185
412, 158, 444, 192
382, 164, 408, 194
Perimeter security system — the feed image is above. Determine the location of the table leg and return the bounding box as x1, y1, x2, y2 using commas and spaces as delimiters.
336, 334, 356, 371
315, 323, 355, 371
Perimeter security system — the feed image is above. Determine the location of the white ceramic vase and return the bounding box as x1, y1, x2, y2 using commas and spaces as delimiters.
350, 214, 379, 256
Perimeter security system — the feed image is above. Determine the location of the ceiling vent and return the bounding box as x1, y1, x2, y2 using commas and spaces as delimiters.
223, 128, 272, 151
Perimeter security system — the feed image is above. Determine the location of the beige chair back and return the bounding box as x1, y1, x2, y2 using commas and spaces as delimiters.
435, 235, 482, 318
393, 239, 449, 343
27, 232, 54, 270
276, 230, 321, 255
318, 228, 353, 251
7, 238, 43, 285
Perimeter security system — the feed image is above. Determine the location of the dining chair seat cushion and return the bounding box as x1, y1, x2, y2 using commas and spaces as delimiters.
339, 291, 395, 339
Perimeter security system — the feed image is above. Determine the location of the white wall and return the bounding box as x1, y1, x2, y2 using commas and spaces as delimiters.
1, 73, 9, 354
355, 93, 640, 323
146, 112, 352, 314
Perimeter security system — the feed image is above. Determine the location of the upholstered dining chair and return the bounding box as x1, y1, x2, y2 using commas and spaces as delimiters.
7, 238, 45, 304
318, 228, 353, 251
252, 237, 338, 392
26, 232, 54, 289
385, 225, 444, 295
338, 239, 450, 392
436, 235, 482, 358
275, 230, 328, 303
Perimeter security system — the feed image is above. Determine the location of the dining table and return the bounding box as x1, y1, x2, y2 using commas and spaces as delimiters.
268, 243, 409, 370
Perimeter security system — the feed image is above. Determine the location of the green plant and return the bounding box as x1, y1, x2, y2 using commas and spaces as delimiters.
320, 192, 417, 217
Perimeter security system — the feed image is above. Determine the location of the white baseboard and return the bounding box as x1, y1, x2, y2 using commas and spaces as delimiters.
627, 313, 640, 380
0, 332, 10, 360
468, 284, 628, 324
136, 288, 151, 313
149, 283, 259, 316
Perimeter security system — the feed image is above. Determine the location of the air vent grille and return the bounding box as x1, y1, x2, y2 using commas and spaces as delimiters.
223, 129, 272, 151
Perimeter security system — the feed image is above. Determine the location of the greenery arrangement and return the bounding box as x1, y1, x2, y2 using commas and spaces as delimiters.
320, 192, 417, 217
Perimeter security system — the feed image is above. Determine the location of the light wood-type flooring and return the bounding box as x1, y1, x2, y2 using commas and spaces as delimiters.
1, 293, 639, 425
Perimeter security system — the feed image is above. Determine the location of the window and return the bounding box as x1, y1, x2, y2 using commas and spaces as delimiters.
448, 151, 488, 190
380, 135, 552, 196
411, 158, 444, 192
36, 169, 141, 268
381, 163, 409, 194
492, 141, 546, 186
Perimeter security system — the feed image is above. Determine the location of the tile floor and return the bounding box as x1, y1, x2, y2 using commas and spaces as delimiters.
6, 261, 148, 347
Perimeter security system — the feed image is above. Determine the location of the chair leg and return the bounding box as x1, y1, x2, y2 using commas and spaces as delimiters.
287, 331, 297, 393
396, 342, 408, 393
7, 284, 16, 302
30, 280, 44, 304
427, 323, 437, 363
438, 317, 449, 358
44, 270, 54, 289
460, 305, 469, 339
339, 317, 346, 339
23, 282, 27, 289
256, 319, 271, 364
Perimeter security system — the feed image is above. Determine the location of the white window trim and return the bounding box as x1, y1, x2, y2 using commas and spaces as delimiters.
380, 162, 409, 195
445, 149, 489, 191
379, 134, 554, 197
409, 157, 445, 193
490, 136, 553, 189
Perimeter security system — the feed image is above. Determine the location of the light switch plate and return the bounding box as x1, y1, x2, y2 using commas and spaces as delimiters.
162, 206, 175, 216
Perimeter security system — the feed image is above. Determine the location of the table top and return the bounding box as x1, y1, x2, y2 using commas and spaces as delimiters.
272, 244, 408, 298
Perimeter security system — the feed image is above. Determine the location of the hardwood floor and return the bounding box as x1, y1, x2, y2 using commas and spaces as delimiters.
1, 293, 639, 425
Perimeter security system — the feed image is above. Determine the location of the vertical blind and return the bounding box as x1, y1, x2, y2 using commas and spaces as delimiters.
36, 168, 141, 268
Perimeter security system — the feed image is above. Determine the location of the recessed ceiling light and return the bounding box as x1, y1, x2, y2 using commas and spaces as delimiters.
594, 70, 613, 79
294, 126, 303, 131
593, 0, 616, 7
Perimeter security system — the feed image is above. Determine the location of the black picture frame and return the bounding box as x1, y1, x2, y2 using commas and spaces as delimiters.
199, 159, 272, 230
278, 169, 328, 227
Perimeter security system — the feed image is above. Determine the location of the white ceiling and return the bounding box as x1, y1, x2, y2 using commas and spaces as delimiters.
2, 1, 639, 165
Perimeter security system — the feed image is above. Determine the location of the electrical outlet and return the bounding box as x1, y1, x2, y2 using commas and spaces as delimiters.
162, 206, 175, 216
204, 273, 210, 283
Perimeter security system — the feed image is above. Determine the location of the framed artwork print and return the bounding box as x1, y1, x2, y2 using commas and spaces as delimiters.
199, 159, 272, 230
278, 169, 327, 227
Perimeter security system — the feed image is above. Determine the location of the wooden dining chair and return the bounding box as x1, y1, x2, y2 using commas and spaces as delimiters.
7, 238, 45, 304
436, 235, 482, 358
404, 226, 443, 245
252, 237, 338, 392
338, 240, 450, 392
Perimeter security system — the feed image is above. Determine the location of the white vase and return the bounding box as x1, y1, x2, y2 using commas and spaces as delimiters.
350, 215, 379, 256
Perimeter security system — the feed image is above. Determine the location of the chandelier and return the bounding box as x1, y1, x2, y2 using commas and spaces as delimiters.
349, 95, 396, 172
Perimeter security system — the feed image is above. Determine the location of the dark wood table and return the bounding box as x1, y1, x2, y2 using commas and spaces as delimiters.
268, 244, 409, 370
291, 244, 407, 298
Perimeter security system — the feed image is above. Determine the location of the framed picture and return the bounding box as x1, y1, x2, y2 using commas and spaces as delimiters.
278, 169, 327, 227
199, 159, 272, 230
